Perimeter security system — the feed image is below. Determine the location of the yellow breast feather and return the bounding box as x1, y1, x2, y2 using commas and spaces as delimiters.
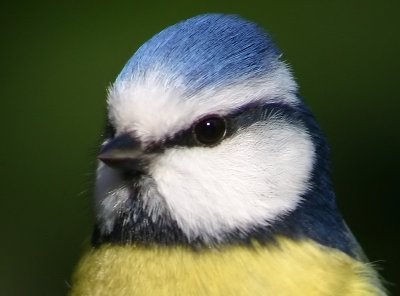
70, 237, 385, 296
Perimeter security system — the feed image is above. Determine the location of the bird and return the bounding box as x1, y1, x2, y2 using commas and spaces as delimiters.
69, 14, 386, 295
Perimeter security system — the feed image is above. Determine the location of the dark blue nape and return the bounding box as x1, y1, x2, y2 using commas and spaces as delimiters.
278, 102, 360, 257
116, 14, 281, 92
220, 101, 361, 257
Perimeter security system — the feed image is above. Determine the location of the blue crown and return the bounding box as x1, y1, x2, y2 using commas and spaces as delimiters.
116, 14, 282, 92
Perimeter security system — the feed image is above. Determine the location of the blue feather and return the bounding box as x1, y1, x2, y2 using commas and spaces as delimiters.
116, 14, 281, 92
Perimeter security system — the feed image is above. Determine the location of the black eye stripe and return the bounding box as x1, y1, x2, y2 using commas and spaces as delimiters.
102, 102, 301, 150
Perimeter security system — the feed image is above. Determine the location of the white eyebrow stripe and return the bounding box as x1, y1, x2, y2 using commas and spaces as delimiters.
107, 63, 298, 143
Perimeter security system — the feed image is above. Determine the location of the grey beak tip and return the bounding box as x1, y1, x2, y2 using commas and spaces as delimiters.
97, 134, 145, 171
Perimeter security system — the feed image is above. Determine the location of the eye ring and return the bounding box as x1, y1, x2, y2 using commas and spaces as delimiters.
192, 115, 227, 146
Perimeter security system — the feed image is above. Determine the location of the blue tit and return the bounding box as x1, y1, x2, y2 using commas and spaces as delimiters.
70, 14, 386, 295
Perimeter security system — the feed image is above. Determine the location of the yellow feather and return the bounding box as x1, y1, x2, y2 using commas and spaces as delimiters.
70, 237, 384, 295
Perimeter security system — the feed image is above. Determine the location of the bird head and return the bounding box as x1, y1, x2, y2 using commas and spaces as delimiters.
93, 14, 347, 250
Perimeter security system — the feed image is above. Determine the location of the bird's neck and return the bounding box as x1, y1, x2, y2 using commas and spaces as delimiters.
91, 169, 355, 257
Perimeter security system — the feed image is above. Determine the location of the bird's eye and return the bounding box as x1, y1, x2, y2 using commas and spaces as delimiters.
193, 116, 227, 146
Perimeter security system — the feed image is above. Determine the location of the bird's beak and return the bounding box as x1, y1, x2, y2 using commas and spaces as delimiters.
98, 134, 146, 173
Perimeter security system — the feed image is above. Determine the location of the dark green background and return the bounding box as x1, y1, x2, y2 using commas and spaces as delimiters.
1, 1, 399, 295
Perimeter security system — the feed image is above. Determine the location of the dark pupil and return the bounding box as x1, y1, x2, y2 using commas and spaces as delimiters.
194, 117, 226, 145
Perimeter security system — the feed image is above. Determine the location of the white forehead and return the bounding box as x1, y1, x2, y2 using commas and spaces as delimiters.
107, 64, 298, 142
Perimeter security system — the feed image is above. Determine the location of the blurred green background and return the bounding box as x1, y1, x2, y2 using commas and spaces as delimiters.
1, 1, 399, 295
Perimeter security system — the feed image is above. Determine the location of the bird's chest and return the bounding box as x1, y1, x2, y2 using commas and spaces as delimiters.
70, 239, 380, 296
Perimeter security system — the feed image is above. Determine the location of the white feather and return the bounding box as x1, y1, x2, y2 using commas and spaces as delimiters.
95, 66, 314, 240
107, 64, 298, 144
150, 118, 315, 241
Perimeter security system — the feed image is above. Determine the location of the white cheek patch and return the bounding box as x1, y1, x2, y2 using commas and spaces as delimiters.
107, 64, 298, 143
150, 119, 315, 242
